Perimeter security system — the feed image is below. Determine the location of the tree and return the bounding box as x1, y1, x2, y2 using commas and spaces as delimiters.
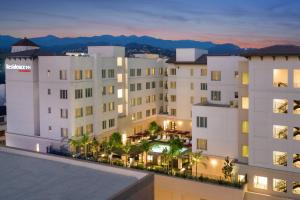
162, 147, 172, 172
222, 156, 234, 180
149, 121, 162, 136
189, 151, 207, 177
107, 132, 122, 165
90, 137, 99, 159
122, 143, 133, 167
168, 137, 184, 174
69, 138, 80, 154
139, 140, 152, 167
79, 133, 90, 158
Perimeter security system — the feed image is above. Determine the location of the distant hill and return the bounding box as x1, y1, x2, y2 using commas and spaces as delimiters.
0, 34, 251, 56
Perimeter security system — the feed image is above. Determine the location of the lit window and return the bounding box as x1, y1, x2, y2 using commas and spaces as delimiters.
211, 71, 221, 81
293, 154, 300, 168
200, 68, 207, 76
86, 124, 93, 134
294, 127, 300, 141
197, 139, 207, 150
242, 97, 249, 109
211, 91, 221, 101
294, 70, 300, 88
273, 69, 288, 87
117, 89, 123, 98
273, 99, 288, 114
293, 182, 300, 194
273, 178, 287, 193
117, 57, 123, 66
273, 125, 287, 139
273, 151, 287, 167
74, 70, 83, 80
36, 143, 40, 152
118, 104, 123, 114
117, 74, 122, 82
238, 175, 246, 182
242, 72, 249, 85
151, 68, 155, 75
242, 120, 249, 134
242, 145, 248, 157
254, 176, 268, 190
85, 69, 92, 79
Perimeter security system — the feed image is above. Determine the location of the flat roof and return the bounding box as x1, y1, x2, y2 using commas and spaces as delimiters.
0, 148, 146, 200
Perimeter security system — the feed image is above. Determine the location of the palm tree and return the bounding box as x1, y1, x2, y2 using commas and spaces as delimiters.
189, 151, 207, 177
168, 137, 183, 174
69, 138, 80, 154
162, 147, 171, 172
90, 137, 99, 160
79, 133, 90, 158
122, 143, 133, 167
108, 132, 122, 165
149, 121, 162, 136
222, 156, 234, 180
139, 139, 152, 167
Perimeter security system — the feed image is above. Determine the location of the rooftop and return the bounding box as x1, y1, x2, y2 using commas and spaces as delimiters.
242, 45, 300, 57
0, 147, 149, 200
6, 49, 62, 58
12, 38, 39, 47
166, 54, 207, 65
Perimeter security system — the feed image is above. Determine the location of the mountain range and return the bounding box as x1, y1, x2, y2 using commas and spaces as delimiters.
0, 35, 251, 57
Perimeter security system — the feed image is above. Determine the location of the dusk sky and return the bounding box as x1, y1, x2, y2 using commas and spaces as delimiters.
0, 0, 300, 48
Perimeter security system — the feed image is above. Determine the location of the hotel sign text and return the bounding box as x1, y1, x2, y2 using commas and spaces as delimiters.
6, 64, 32, 72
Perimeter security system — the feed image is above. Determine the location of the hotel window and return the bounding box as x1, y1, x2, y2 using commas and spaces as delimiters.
108, 102, 115, 111
293, 182, 300, 194
85, 88, 93, 98
137, 83, 142, 91
75, 108, 83, 118
196, 116, 207, 128
102, 121, 107, 130
170, 95, 176, 102
201, 68, 207, 76
60, 109, 68, 119
190, 82, 194, 90
60, 90, 68, 99
47, 70, 51, 77
294, 99, 300, 115
242, 120, 249, 134
294, 70, 300, 88
85, 106, 93, 116
108, 69, 115, 78
200, 96, 207, 103
159, 93, 163, 101
234, 71, 239, 78
75, 126, 83, 137
273, 151, 287, 167
86, 124, 93, 134
234, 91, 238, 98
60, 70, 67, 80
146, 82, 151, 89
117, 74, 122, 82
102, 86, 106, 95
48, 107, 51, 114
151, 95, 156, 102
152, 68, 155, 75
273, 179, 287, 193
48, 89, 51, 95
190, 96, 194, 104
74, 70, 83, 80
273, 99, 288, 114
200, 83, 207, 90
117, 57, 123, 66
137, 97, 142, 105
130, 98, 136, 106
103, 103, 107, 112
146, 68, 151, 76
131, 113, 136, 121
61, 128, 68, 138
293, 154, 300, 168
152, 81, 156, 88
137, 111, 142, 120
101, 69, 106, 78
130, 84, 135, 92
273, 125, 287, 139
211, 71, 221, 81
117, 89, 123, 98
170, 68, 176, 75
242, 97, 249, 109
197, 139, 207, 150
108, 86, 114, 95
109, 119, 115, 128
75, 89, 83, 99
273, 69, 288, 87
146, 110, 151, 117
159, 80, 163, 88
152, 108, 156, 115
242, 72, 249, 85
294, 127, 300, 141
190, 68, 194, 76
117, 104, 123, 113
137, 68, 142, 76
130, 69, 135, 77
159, 68, 163, 75
170, 81, 176, 89
48, 126, 52, 132
211, 91, 221, 101
85, 69, 92, 79
254, 176, 268, 190
242, 145, 248, 157
170, 109, 176, 116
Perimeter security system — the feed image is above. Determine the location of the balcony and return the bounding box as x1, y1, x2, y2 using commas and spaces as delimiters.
273, 125, 288, 139
293, 154, 300, 168
273, 151, 287, 167
273, 99, 288, 114
294, 127, 300, 140
294, 100, 300, 115
273, 179, 287, 193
